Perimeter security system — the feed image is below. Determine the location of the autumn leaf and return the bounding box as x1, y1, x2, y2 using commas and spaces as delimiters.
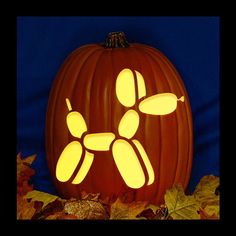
33, 199, 65, 219
17, 153, 36, 181
155, 204, 173, 220
110, 198, 148, 220
16, 151, 220, 220
137, 204, 172, 220
17, 153, 36, 165
17, 195, 36, 220
18, 181, 34, 196
165, 184, 200, 220
145, 204, 159, 214
46, 212, 78, 220
194, 175, 219, 218
203, 205, 219, 218
137, 208, 156, 220
33, 201, 44, 216
17, 153, 36, 196
64, 199, 108, 220
199, 208, 218, 220
194, 175, 219, 202
24, 190, 59, 209
138, 204, 175, 220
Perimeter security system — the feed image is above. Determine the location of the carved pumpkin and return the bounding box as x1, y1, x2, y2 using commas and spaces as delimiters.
45, 32, 193, 204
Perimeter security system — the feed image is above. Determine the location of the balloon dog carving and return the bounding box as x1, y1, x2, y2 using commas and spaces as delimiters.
56, 68, 184, 189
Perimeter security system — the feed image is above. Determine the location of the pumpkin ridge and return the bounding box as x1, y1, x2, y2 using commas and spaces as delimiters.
47, 48, 88, 189
70, 48, 104, 129
46, 51, 79, 176
145, 50, 181, 195
133, 47, 163, 203
142, 48, 180, 191
125, 47, 147, 201
141, 49, 173, 203
155, 49, 193, 189
142, 45, 193, 191
109, 49, 127, 198
147, 47, 190, 191
86, 49, 109, 193
108, 49, 118, 196
50, 47, 99, 197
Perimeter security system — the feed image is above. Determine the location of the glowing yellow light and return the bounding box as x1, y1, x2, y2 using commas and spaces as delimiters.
132, 139, 155, 185
56, 141, 83, 182
112, 139, 145, 189
56, 71, 185, 188
72, 151, 94, 184
66, 111, 87, 138
83, 133, 116, 151
118, 109, 139, 139
66, 98, 72, 111
135, 70, 146, 99
178, 96, 184, 102
139, 93, 184, 115
116, 68, 136, 107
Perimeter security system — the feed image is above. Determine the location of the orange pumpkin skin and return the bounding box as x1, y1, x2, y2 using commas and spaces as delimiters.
45, 34, 193, 204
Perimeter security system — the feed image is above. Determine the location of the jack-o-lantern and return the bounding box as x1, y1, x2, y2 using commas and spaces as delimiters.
45, 32, 193, 204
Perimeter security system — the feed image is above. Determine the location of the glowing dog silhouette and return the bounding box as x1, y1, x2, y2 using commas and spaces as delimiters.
56, 68, 184, 189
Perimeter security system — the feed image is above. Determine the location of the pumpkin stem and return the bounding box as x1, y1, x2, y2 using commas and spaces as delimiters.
104, 32, 130, 48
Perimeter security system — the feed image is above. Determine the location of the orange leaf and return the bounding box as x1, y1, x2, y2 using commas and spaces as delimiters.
110, 198, 148, 219
17, 153, 36, 196
17, 153, 36, 166
17, 195, 36, 220
199, 208, 219, 220
46, 212, 78, 220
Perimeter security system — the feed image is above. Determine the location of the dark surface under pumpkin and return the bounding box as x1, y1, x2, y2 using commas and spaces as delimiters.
45, 33, 193, 204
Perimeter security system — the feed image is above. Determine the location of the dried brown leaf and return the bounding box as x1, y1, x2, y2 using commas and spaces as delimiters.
17, 153, 36, 196
46, 212, 78, 220
17, 153, 36, 180
155, 205, 170, 220
137, 208, 156, 220
64, 199, 108, 220
32, 199, 65, 219
17, 195, 36, 220
110, 198, 148, 220
199, 208, 219, 220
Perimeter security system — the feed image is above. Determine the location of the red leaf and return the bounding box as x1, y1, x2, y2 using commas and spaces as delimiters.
17, 153, 36, 196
